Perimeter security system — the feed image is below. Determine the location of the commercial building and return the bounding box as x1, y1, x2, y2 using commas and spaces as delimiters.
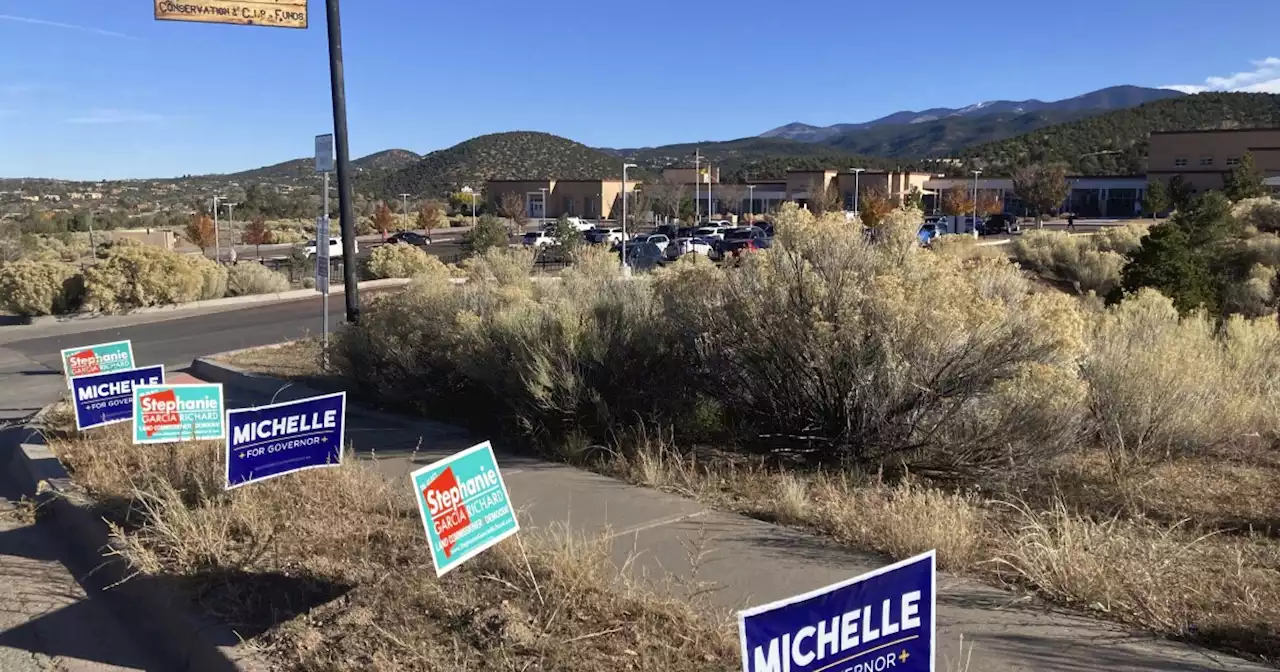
1148, 128, 1280, 193
484, 179, 638, 220
922, 175, 1148, 217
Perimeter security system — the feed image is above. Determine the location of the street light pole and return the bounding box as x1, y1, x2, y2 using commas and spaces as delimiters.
399, 193, 410, 232
622, 163, 636, 273
539, 187, 548, 229
747, 185, 756, 220
212, 195, 221, 263
972, 170, 982, 237
694, 149, 700, 224
461, 186, 477, 228
852, 168, 864, 214
223, 202, 237, 260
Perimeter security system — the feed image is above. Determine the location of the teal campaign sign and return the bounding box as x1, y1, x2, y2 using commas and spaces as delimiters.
131, 383, 225, 445
60, 340, 135, 388
411, 441, 519, 577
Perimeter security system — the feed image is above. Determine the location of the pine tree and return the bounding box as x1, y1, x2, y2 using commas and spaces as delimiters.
1223, 151, 1267, 201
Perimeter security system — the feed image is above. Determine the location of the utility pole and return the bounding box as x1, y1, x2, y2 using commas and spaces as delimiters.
326, 0, 360, 324
400, 193, 410, 232
694, 149, 700, 225
212, 194, 221, 263
622, 163, 636, 274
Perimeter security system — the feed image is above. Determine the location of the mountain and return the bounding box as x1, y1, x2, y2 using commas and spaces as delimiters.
224, 149, 421, 180
961, 92, 1280, 175
820, 109, 1100, 157
762, 86, 1184, 141
370, 132, 626, 198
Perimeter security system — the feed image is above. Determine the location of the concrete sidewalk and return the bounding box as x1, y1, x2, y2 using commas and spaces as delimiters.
194, 362, 1270, 672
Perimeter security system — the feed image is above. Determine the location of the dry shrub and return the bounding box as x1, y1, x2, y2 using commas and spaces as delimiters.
993, 499, 1280, 656
365, 243, 448, 280
226, 262, 291, 296
1234, 197, 1280, 234
50, 426, 738, 671
667, 203, 1086, 477
266, 227, 307, 245
1091, 220, 1152, 255
198, 261, 228, 300
83, 243, 213, 312
0, 259, 82, 315
1011, 229, 1132, 295
1082, 289, 1278, 482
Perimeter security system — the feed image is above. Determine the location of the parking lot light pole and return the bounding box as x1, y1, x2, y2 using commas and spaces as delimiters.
851, 168, 864, 214
539, 187, 548, 229
971, 170, 982, 237
747, 185, 756, 219
622, 163, 636, 273
211, 195, 221, 263
223, 202, 237, 262
461, 186, 477, 227
399, 193, 410, 233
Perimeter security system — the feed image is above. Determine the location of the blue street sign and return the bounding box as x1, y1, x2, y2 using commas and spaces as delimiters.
71, 365, 166, 431
225, 392, 346, 489
738, 551, 935, 672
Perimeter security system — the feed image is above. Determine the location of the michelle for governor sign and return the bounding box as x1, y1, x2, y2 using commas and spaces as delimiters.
411, 441, 518, 577
71, 365, 166, 431
132, 383, 225, 444
739, 551, 935, 672
225, 392, 345, 489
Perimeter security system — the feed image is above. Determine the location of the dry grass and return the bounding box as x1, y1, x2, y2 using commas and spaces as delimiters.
219, 339, 329, 380
48, 424, 739, 671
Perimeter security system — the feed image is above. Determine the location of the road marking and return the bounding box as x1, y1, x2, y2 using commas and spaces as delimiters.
603, 510, 709, 540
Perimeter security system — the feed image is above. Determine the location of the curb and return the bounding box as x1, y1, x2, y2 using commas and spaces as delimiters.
26, 278, 412, 327
3, 408, 267, 672
190, 354, 473, 441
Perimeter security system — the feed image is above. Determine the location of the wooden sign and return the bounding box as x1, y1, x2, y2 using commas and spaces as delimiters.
154, 0, 308, 29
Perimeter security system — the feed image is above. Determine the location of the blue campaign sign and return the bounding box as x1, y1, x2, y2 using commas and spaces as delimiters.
738, 551, 935, 672
224, 392, 346, 489
71, 365, 166, 431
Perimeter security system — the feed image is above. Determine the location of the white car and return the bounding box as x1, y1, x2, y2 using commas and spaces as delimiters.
521, 231, 555, 248
665, 237, 714, 260
692, 226, 729, 241
586, 227, 628, 245
303, 238, 357, 258
632, 233, 670, 252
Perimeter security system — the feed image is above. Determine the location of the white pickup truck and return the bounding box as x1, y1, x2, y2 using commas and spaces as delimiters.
303, 237, 358, 258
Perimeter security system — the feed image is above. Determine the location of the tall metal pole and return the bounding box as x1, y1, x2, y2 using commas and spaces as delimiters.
707, 164, 713, 220
539, 187, 548, 228
621, 163, 629, 273
212, 195, 221, 263
853, 168, 863, 214
400, 193, 410, 232
972, 170, 982, 237
694, 150, 700, 224
326, 0, 360, 324
748, 185, 755, 219
223, 202, 237, 260
323, 171, 330, 369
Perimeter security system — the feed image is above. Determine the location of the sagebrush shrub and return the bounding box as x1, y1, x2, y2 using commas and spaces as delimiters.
197, 260, 228, 300
226, 262, 291, 296
366, 243, 448, 280
0, 260, 82, 315
83, 245, 206, 312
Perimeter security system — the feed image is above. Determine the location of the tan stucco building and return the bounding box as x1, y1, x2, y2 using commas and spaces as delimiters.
1148, 128, 1280, 193
485, 179, 638, 220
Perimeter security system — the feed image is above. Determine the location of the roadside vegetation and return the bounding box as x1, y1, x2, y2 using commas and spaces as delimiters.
311, 200, 1280, 662
47, 423, 740, 671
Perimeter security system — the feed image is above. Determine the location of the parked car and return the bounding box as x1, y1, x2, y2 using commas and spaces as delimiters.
655, 224, 680, 238
665, 236, 716, 260
978, 213, 1020, 236
917, 223, 942, 246
692, 226, 729, 241
618, 241, 665, 271
717, 226, 772, 258
386, 231, 433, 247
586, 227, 627, 245
521, 231, 555, 248
544, 216, 595, 232
303, 237, 357, 258
629, 233, 670, 252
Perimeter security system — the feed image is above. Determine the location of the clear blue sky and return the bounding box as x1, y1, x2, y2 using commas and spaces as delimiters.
1, 0, 1278, 180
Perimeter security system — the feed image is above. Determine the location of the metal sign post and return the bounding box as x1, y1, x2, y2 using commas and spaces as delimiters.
316, 133, 335, 370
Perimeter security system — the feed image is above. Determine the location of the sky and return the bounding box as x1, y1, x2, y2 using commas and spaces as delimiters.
1, 0, 1279, 180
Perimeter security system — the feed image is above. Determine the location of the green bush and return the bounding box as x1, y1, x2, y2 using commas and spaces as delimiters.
83, 245, 206, 312
462, 214, 510, 256
226, 262, 291, 296
0, 260, 83, 315
366, 243, 449, 280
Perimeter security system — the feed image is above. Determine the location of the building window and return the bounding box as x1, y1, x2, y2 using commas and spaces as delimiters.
1199, 156, 1214, 166
1174, 157, 1188, 167
1225, 156, 1241, 166
563, 196, 575, 216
